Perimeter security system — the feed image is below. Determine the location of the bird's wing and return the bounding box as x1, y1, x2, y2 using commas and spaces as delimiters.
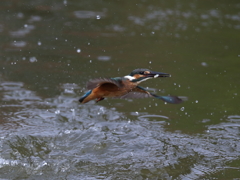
119, 86, 152, 99
87, 78, 122, 90
119, 86, 183, 104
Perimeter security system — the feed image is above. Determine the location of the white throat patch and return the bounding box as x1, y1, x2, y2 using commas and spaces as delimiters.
124, 75, 136, 81
124, 75, 153, 84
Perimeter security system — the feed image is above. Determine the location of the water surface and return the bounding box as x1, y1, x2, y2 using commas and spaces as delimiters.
0, 0, 240, 179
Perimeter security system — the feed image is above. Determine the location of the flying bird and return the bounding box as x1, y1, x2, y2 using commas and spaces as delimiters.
79, 68, 182, 104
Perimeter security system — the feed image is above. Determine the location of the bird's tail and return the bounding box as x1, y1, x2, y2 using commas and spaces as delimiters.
150, 93, 183, 104
79, 90, 92, 103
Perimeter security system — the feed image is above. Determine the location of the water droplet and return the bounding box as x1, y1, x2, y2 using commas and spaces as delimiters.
195, 100, 198, 103
96, 15, 101, 19
149, 61, 152, 64
55, 37, 58, 40
24, 24, 28, 28
64, 130, 70, 134
201, 62, 208, 66
151, 31, 155, 34
89, 60, 92, 63
135, 111, 139, 115
17, 12, 24, 18
180, 107, 185, 111
77, 48, 81, 53
37, 41, 42, 46
29, 57, 37, 63
55, 110, 60, 114
97, 56, 111, 61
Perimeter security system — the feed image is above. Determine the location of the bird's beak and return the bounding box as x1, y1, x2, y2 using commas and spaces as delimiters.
146, 71, 170, 78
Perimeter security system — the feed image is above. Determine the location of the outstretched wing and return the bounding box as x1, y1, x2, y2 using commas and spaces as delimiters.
87, 78, 123, 90
119, 86, 152, 99
119, 86, 183, 104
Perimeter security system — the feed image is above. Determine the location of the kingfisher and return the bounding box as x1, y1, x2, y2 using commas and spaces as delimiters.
79, 68, 182, 104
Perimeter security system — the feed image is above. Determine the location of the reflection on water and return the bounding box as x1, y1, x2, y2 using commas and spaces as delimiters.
0, 80, 240, 179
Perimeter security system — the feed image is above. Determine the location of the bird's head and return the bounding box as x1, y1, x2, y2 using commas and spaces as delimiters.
124, 68, 170, 83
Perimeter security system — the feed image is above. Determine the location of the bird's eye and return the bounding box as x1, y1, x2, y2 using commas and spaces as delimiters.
140, 71, 145, 74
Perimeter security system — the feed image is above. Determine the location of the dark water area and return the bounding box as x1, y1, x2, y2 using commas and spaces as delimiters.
0, 0, 240, 179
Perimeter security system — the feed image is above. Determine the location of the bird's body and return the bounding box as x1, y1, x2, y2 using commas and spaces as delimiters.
79, 69, 182, 104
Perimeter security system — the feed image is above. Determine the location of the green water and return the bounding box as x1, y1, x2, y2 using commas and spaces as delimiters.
0, 0, 240, 179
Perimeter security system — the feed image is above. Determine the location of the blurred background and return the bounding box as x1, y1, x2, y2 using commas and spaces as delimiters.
0, 0, 240, 179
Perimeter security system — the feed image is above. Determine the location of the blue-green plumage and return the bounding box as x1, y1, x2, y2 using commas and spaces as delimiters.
79, 90, 92, 103
119, 85, 182, 104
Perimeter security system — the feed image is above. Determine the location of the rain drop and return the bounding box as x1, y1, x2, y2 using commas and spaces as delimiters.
180, 107, 185, 111
77, 48, 81, 53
